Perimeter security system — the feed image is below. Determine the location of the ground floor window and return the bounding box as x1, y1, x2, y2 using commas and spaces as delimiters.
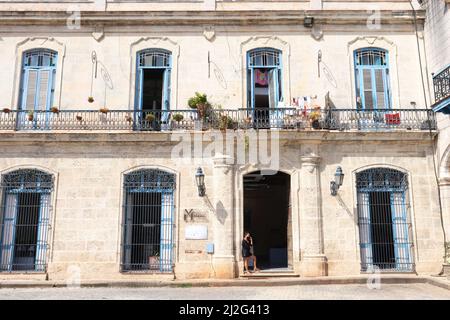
121, 169, 175, 272
356, 168, 414, 272
0, 169, 53, 272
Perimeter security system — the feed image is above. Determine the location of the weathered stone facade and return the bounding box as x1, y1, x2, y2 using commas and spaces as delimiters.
0, 0, 447, 281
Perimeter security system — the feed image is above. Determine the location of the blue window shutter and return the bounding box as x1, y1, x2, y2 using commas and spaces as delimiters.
362, 68, 374, 109
36, 69, 52, 111
21, 68, 39, 111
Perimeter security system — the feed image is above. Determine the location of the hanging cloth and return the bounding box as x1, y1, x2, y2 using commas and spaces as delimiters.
255, 69, 268, 86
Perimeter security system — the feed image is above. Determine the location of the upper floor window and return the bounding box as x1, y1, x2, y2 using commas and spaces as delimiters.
19, 49, 58, 112
354, 48, 391, 110
247, 48, 282, 111
135, 49, 172, 113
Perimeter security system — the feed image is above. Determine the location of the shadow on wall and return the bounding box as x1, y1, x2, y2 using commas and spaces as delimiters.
215, 200, 228, 225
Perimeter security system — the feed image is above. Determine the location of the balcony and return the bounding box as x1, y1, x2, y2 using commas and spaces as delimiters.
432, 65, 450, 114
0, 108, 436, 132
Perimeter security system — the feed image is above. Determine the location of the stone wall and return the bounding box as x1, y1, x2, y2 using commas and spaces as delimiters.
0, 132, 443, 280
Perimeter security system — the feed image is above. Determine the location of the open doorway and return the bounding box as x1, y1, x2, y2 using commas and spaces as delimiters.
142, 69, 164, 112
243, 171, 291, 271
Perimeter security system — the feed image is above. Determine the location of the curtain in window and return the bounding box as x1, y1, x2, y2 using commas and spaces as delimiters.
0, 194, 17, 271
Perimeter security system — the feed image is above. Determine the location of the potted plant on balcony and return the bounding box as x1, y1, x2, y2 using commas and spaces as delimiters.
219, 114, 235, 132
50, 107, 59, 114
76, 115, 83, 121
172, 113, 184, 130
27, 111, 34, 121
99, 107, 109, 114
188, 92, 211, 130
2, 108, 11, 114
308, 109, 321, 129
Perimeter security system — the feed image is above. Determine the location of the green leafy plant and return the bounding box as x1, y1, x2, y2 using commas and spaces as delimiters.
88, 96, 94, 103
308, 111, 321, 122
145, 113, 155, 122
172, 113, 184, 123
188, 92, 208, 109
188, 92, 211, 119
219, 114, 236, 130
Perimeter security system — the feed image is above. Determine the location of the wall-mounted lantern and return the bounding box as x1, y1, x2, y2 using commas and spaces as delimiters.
330, 166, 344, 196
195, 167, 206, 197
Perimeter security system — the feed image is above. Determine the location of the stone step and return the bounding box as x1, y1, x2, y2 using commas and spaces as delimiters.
239, 272, 300, 278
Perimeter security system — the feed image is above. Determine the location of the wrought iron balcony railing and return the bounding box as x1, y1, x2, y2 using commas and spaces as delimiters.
0, 108, 436, 132
433, 65, 450, 103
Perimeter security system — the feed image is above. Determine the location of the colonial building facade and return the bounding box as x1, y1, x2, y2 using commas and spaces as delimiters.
0, 0, 447, 281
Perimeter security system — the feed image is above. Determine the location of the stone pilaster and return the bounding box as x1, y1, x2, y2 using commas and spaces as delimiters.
212, 154, 235, 278
439, 179, 450, 248
299, 155, 327, 276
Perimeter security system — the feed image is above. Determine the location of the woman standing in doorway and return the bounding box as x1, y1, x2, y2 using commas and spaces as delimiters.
242, 231, 260, 274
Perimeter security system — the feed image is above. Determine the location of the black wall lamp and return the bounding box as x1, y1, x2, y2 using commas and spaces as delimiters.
330, 167, 344, 196
304, 16, 314, 28
195, 167, 206, 197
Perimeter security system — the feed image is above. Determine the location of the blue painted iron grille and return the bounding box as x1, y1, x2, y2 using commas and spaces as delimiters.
121, 169, 175, 272
356, 168, 414, 272
0, 169, 53, 272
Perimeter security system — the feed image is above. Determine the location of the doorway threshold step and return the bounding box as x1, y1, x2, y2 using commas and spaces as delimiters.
239, 272, 300, 278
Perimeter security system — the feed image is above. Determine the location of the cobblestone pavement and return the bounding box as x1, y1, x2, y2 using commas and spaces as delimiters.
0, 283, 449, 300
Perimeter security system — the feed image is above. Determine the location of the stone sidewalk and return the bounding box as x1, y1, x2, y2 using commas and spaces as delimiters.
0, 275, 449, 290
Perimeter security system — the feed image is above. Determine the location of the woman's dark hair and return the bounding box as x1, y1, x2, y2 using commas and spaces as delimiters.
243, 231, 250, 237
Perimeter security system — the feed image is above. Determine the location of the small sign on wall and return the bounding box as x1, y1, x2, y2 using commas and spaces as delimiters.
185, 224, 208, 240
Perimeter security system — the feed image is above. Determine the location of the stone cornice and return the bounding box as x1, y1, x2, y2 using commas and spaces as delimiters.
0, 10, 425, 26
0, 130, 436, 144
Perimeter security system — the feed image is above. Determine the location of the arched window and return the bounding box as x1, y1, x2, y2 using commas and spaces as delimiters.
19, 49, 58, 112
354, 48, 391, 110
121, 169, 175, 272
356, 168, 413, 272
0, 169, 54, 272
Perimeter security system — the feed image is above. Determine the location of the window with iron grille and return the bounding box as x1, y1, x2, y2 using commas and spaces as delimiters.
356, 168, 414, 272
433, 65, 450, 103
0, 169, 53, 272
121, 169, 175, 272
19, 49, 58, 112
354, 48, 391, 110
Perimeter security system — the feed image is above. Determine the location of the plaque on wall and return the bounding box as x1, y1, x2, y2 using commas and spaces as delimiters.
185, 224, 208, 240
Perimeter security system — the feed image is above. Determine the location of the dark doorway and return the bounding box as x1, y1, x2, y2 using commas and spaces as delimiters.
142, 69, 164, 112
128, 192, 162, 271
369, 191, 395, 269
13, 193, 40, 271
243, 171, 290, 270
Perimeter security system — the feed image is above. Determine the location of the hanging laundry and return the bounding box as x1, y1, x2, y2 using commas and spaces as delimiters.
255, 69, 268, 86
